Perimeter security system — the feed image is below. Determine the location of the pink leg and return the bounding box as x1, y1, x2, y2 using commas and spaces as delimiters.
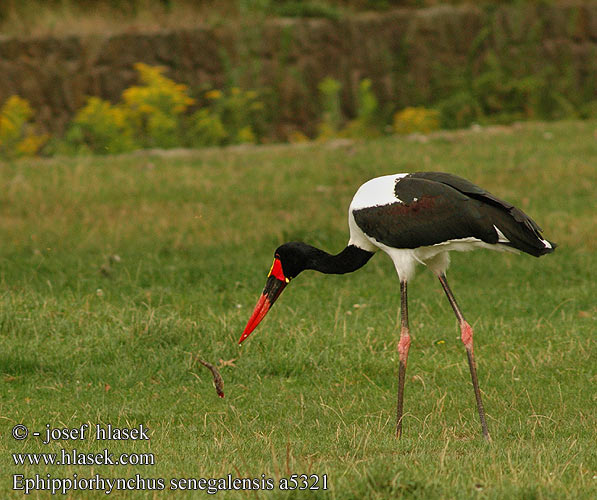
460, 320, 474, 351
438, 273, 490, 441
396, 280, 411, 438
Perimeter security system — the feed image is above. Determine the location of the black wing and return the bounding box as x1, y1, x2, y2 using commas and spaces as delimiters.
352, 174, 555, 257
408, 172, 544, 235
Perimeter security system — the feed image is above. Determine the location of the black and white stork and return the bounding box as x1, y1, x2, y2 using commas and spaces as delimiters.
239, 172, 555, 440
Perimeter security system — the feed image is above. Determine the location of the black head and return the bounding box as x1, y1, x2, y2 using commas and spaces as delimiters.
239, 241, 315, 344
273, 241, 316, 280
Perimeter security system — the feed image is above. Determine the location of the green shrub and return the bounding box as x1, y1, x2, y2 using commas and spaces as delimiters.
122, 63, 195, 148
393, 106, 440, 135
469, 51, 563, 124
65, 97, 137, 154
63, 65, 267, 154
0, 96, 47, 158
343, 78, 382, 138
200, 87, 265, 145
317, 77, 343, 140
186, 109, 227, 148
431, 14, 588, 129
64, 63, 202, 154
436, 92, 482, 130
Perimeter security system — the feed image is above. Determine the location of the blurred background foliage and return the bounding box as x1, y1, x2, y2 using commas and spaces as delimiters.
0, 0, 595, 158
0, 0, 562, 34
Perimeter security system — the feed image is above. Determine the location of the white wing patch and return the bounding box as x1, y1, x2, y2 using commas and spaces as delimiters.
349, 173, 408, 211
348, 173, 408, 253
493, 225, 510, 243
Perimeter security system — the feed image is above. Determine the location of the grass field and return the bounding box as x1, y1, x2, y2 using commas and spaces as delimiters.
1, 121, 595, 498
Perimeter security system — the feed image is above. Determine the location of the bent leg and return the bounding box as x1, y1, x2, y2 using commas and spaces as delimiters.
438, 273, 490, 441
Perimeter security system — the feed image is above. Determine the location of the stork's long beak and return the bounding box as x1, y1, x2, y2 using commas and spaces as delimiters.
239, 258, 289, 344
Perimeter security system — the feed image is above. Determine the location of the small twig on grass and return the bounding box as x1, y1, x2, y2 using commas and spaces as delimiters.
195, 357, 225, 398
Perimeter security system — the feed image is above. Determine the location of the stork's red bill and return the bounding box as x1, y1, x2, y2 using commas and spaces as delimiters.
239, 257, 289, 343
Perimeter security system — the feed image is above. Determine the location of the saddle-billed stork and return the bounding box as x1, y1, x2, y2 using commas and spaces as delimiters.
239, 172, 555, 440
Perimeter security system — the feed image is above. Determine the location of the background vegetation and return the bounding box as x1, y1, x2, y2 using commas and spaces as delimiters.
1, 51, 594, 158
1, 0, 596, 159
0, 1, 537, 36
1, 121, 595, 498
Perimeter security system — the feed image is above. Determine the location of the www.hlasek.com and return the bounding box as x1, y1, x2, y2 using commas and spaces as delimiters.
11, 423, 328, 495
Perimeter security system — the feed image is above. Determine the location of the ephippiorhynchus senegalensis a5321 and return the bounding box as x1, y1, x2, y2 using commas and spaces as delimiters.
240, 171, 556, 440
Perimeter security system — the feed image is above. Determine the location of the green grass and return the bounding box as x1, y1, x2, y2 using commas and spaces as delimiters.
1, 121, 596, 498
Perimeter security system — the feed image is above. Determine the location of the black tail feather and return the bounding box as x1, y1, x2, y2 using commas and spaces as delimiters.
491, 205, 556, 257
411, 172, 557, 258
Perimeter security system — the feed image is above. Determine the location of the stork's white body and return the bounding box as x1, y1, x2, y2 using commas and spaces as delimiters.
347, 173, 553, 281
